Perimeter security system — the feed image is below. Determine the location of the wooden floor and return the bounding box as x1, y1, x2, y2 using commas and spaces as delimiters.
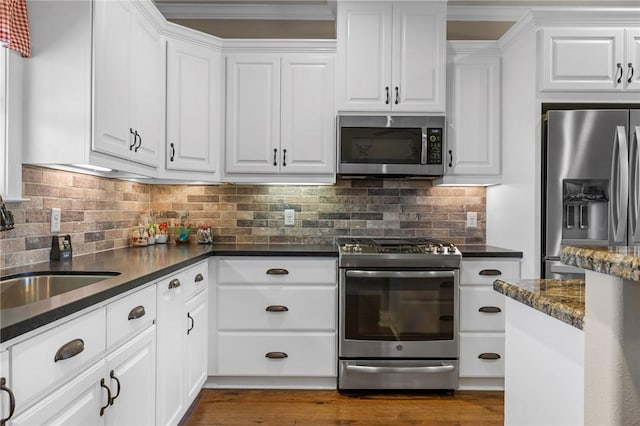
180, 389, 504, 425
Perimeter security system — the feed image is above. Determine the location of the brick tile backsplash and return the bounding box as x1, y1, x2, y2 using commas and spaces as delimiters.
0, 166, 486, 269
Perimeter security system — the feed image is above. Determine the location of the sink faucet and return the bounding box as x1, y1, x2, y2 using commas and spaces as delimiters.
0, 195, 15, 231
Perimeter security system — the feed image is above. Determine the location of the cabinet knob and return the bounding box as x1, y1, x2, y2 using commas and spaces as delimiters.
168, 278, 181, 289
266, 268, 289, 275
194, 273, 204, 283
266, 305, 289, 312
54, 338, 85, 362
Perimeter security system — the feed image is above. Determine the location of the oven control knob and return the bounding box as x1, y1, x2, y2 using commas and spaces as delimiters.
448, 243, 457, 254
436, 244, 445, 254
426, 244, 436, 253
353, 244, 362, 253
343, 244, 353, 253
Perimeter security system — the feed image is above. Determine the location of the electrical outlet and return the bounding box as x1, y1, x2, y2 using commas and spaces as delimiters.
284, 209, 295, 226
466, 212, 477, 228
51, 208, 61, 233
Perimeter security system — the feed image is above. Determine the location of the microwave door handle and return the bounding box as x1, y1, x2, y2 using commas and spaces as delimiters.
631, 126, 640, 241
421, 132, 428, 164
610, 126, 629, 244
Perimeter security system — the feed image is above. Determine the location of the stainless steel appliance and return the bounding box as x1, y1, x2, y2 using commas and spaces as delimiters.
337, 115, 445, 177
542, 107, 640, 279
337, 237, 460, 391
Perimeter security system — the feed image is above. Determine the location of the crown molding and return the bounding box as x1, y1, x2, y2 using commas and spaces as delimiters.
222, 38, 336, 52
528, 7, 640, 26
447, 40, 501, 54
446, 5, 528, 21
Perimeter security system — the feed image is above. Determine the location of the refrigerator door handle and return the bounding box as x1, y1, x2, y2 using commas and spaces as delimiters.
630, 126, 640, 241
610, 125, 629, 244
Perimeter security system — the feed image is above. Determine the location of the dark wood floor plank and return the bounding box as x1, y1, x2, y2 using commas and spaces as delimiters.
180, 389, 504, 426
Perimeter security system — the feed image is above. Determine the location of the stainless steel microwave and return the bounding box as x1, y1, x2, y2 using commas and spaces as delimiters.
337, 115, 446, 177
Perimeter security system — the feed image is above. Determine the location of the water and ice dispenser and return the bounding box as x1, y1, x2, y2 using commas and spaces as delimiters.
562, 180, 608, 242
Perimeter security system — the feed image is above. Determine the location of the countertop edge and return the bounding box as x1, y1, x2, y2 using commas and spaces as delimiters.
493, 279, 584, 330
560, 245, 640, 282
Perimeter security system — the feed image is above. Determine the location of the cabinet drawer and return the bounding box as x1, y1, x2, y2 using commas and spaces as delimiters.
460, 287, 505, 332
459, 333, 504, 378
182, 261, 209, 301
217, 332, 336, 377
107, 284, 156, 349
217, 258, 336, 285
217, 286, 336, 331
461, 259, 520, 285
11, 308, 106, 406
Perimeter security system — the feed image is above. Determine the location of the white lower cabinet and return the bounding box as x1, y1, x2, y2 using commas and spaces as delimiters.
211, 257, 337, 388
7, 284, 157, 426
156, 261, 209, 426
0, 350, 12, 424
458, 257, 521, 390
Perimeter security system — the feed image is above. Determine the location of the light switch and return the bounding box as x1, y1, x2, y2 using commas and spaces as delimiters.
466, 212, 477, 228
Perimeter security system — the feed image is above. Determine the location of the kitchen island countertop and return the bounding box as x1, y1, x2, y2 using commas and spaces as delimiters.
560, 245, 640, 282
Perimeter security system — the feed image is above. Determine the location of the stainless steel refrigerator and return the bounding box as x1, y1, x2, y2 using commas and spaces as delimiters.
542, 108, 640, 279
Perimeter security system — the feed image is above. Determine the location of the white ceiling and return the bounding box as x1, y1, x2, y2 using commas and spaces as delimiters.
154, 0, 640, 21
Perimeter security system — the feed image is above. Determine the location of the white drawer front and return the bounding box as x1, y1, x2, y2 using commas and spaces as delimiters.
217, 286, 336, 331
107, 284, 157, 349
182, 261, 209, 301
461, 259, 520, 285
460, 287, 505, 332
459, 333, 504, 378
11, 308, 106, 406
217, 258, 336, 285
217, 332, 336, 376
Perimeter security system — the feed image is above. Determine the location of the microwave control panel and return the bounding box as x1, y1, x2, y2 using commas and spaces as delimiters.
426, 128, 443, 164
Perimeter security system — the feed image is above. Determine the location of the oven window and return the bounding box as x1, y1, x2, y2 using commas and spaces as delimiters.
344, 274, 454, 341
340, 127, 423, 164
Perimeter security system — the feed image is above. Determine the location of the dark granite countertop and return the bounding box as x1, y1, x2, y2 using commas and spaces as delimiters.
561, 245, 640, 282
0, 243, 337, 343
458, 245, 523, 258
494, 278, 585, 330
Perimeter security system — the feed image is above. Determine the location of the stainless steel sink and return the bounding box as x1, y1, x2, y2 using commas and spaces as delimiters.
0, 272, 120, 309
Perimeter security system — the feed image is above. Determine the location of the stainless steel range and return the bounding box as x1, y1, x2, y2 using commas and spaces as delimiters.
337, 237, 461, 391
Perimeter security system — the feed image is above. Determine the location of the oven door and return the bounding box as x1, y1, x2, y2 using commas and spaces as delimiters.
339, 269, 458, 359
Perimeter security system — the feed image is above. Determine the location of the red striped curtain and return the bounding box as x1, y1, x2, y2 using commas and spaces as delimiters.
0, 0, 30, 58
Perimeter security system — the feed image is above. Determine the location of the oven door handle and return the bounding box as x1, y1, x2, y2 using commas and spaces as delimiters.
345, 364, 455, 374
345, 270, 455, 279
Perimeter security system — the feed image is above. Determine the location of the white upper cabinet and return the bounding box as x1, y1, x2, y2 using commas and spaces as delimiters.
23, 0, 166, 177
336, 1, 446, 112
439, 42, 501, 185
166, 34, 222, 175
93, 0, 164, 167
224, 48, 335, 181
540, 27, 639, 91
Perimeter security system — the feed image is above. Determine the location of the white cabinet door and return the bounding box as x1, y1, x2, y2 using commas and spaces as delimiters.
93, 0, 161, 167
156, 273, 186, 426
185, 290, 208, 405
166, 38, 222, 173
10, 360, 107, 426
391, 2, 445, 112
447, 51, 501, 176
280, 54, 335, 174
105, 326, 156, 426
540, 28, 625, 91
626, 28, 640, 91
129, 7, 163, 167
0, 350, 13, 424
336, 2, 391, 111
93, 0, 134, 160
225, 54, 281, 174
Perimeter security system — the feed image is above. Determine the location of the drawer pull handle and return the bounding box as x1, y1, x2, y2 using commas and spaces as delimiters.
54, 338, 85, 362
478, 352, 501, 360
109, 370, 121, 405
266, 268, 289, 275
168, 278, 181, 289
194, 273, 204, 282
266, 305, 289, 312
0, 377, 16, 425
478, 306, 502, 313
265, 351, 288, 359
99, 378, 112, 416
187, 312, 195, 335
479, 269, 502, 276
128, 305, 146, 320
